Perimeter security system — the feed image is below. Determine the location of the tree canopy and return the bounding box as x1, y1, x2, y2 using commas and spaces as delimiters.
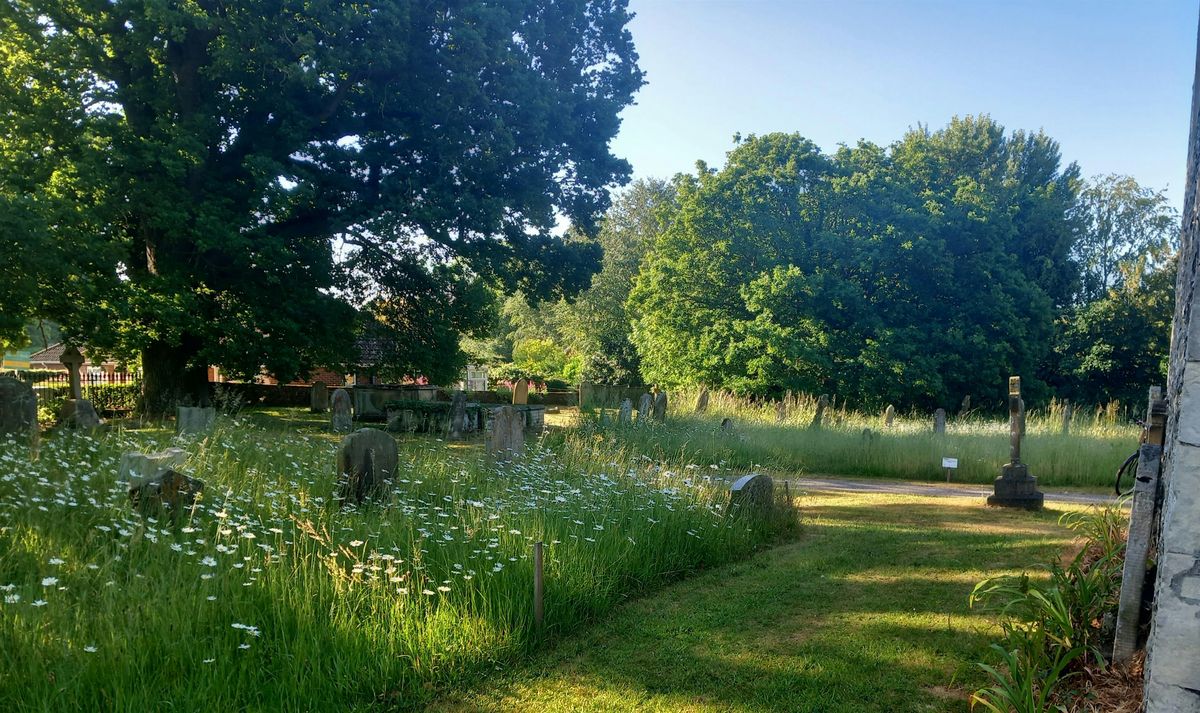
0, 0, 643, 408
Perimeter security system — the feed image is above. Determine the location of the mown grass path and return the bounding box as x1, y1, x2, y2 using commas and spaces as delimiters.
431, 492, 1083, 713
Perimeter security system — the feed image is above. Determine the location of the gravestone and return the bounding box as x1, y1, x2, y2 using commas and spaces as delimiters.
810, 394, 828, 429
987, 376, 1044, 510
176, 406, 215, 435
861, 428, 878, 442
0, 377, 37, 435
1061, 401, 1073, 435
60, 345, 85, 400
960, 395, 971, 416
775, 401, 787, 423
129, 469, 204, 518
330, 388, 352, 433
60, 399, 102, 430
488, 406, 524, 460
720, 417, 734, 434
637, 393, 653, 421
335, 428, 398, 504
617, 398, 633, 424
694, 388, 709, 414
119, 447, 188, 484
512, 380, 529, 405
652, 392, 668, 421
310, 382, 329, 413
884, 404, 895, 428
933, 408, 946, 434
729, 473, 774, 513
449, 391, 468, 439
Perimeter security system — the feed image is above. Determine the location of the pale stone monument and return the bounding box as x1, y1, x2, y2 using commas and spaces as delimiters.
310, 382, 329, 413
729, 473, 774, 513
617, 398, 633, 424
884, 404, 895, 427
488, 406, 524, 460
335, 428, 398, 504
652, 391, 667, 421
933, 408, 946, 434
775, 401, 787, 423
60, 399, 102, 430
0, 377, 37, 435
449, 391, 468, 439
694, 388, 709, 414
60, 346, 84, 399
986, 377, 1043, 510
330, 388, 352, 433
512, 380, 529, 405
810, 394, 828, 429
176, 406, 215, 434
120, 447, 188, 485
637, 393, 652, 421
1061, 400, 1073, 435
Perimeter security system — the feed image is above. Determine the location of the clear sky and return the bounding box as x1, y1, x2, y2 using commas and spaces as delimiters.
611, 0, 1198, 209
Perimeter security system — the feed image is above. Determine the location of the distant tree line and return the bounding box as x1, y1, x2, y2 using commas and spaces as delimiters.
492, 116, 1176, 411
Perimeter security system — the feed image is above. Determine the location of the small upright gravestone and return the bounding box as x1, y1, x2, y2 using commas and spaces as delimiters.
310, 382, 329, 413
810, 394, 828, 429
720, 417, 734, 434
637, 393, 653, 421
617, 398, 633, 424
987, 376, 1044, 510
775, 401, 787, 423
884, 404, 895, 427
176, 406, 215, 435
960, 395, 971, 416
449, 391, 468, 439
1061, 401, 1073, 435
729, 473, 774, 513
336, 428, 398, 505
933, 408, 946, 434
330, 388, 352, 433
512, 380, 529, 405
652, 392, 668, 421
489, 405, 524, 460
694, 388, 709, 414
0, 376, 37, 435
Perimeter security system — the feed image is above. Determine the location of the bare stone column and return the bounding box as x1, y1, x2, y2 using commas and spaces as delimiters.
1145, 14, 1200, 708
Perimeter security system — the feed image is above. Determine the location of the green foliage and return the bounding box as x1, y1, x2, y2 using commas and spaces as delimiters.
37, 383, 140, 422
628, 117, 1080, 409
511, 338, 581, 385
0, 0, 643, 399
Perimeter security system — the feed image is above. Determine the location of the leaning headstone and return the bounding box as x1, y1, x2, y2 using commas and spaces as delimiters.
60, 345, 85, 400
310, 382, 329, 413
176, 406, 215, 435
652, 392, 668, 421
637, 393, 653, 421
617, 398, 633, 424
129, 469, 204, 518
694, 388, 710, 414
729, 472, 774, 513
884, 404, 895, 428
335, 428, 398, 505
1061, 401, 1073, 435
933, 408, 946, 434
488, 406, 524, 460
810, 394, 828, 429
330, 388, 352, 433
60, 399, 102, 430
512, 380, 529, 405
0, 377, 37, 435
449, 391, 469, 439
720, 417, 734, 434
119, 447, 188, 484
987, 376, 1044, 510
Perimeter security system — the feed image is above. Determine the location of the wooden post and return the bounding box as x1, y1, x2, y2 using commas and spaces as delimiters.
533, 541, 544, 630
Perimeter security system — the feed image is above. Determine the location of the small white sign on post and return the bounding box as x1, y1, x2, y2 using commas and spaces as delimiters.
942, 457, 958, 482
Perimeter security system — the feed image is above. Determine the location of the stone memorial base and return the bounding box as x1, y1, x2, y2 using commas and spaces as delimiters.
987, 462, 1044, 510
60, 399, 103, 430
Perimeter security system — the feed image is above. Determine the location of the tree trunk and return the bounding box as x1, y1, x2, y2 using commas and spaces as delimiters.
141, 337, 210, 415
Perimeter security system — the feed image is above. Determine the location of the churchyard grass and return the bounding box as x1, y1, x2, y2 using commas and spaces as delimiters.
0, 412, 796, 711
586, 389, 1137, 488
430, 490, 1092, 713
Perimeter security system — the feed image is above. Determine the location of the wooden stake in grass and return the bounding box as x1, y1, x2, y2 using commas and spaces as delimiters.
533, 541, 545, 631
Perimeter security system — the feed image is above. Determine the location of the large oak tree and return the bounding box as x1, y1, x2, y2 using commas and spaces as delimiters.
0, 0, 642, 410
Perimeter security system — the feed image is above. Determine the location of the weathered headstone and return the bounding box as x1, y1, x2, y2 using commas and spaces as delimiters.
330, 388, 352, 433
0, 377, 37, 435
637, 393, 653, 421
176, 406, 215, 435
960, 395, 971, 416
652, 392, 668, 421
861, 428, 878, 442
449, 391, 468, 439
310, 382, 329, 413
729, 473, 774, 513
60, 399, 102, 430
617, 398, 633, 424
810, 394, 828, 429
129, 469, 204, 518
488, 406, 524, 460
775, 401, 787, 423
512, 380, 529, 405
720, 417, 734, 434
694, 388, 709, 414
884, 404, 895, 428
335, 428, 398, 504
119, 447, 188, 484
987, 376, 1044, 510
1061, 401, 1073, 435
933, 408, 946, 434
60, 345, 85, 400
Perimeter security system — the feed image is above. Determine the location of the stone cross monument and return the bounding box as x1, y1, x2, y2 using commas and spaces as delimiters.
986, 376, 1044, 510
60, 346, 85, 400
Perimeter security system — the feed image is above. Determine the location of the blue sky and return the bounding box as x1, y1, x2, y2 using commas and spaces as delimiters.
610, 0, 1197, 208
